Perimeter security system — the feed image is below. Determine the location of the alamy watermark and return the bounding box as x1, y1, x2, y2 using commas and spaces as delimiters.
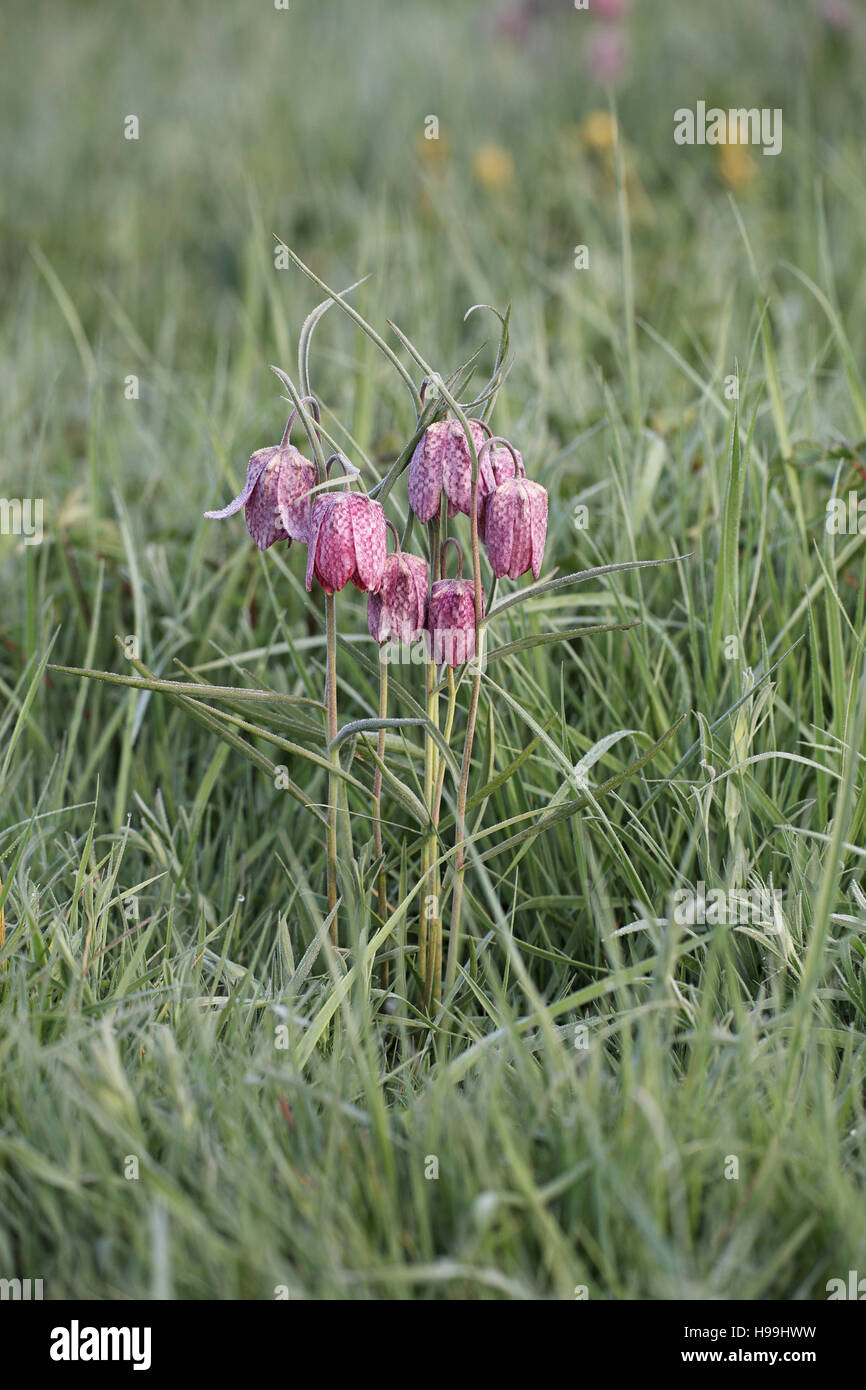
826, 492, 866, 534
826, 1270, 866, 1300
377, 629, 488, 671
50, 1321, 152, 1371
0, 497, 43, 545
674, 102, 782, 157
672, 882, 784, 927
0, 1276, 43, 1300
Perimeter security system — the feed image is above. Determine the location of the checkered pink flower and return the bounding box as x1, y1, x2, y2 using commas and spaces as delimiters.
426, 575, 484, 667
305, 492, 387, 595
367, 550, 428, 644
477, 439, 525, 541
205, 444, 316, 551
484, 476, 548, 581
408, 418, 496, 522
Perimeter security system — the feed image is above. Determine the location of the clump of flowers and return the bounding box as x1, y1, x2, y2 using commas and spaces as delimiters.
180, 248, 681, 1027
203, 287, 550, 1010
62, 247, 683, 1035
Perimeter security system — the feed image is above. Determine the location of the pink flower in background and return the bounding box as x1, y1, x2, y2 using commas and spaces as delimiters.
305, 492, 387, 595
819, 0, 855, 32
368, 550, 429, 644
426, 576, 484, 667
593, 0, 630, 18
484, 476, 548, 581
205, 444, 316, 551
584, 25, 629, 87
491, 3, 530, 44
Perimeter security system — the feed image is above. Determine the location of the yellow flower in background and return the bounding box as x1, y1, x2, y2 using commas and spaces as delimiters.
472, 143, 515, 190
718, 137, 756, 191
580, 110, 618, 152
415, 128, 451, 166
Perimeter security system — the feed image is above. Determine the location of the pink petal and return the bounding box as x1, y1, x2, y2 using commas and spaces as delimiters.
367, 592, 384, 642
427, 577, 480, 666
484, 485, 515, 579
389, 556, 419, 641
407, 426, 446, 523
276, 449, 316, 544
490, 444, 522, 488
245, 458, 290, 550
317, 495, 356, 593
205, 447, 274, 520
442, 420, 489, 516
376, 556, 400, 640
506, 481, 533, 580
530, 484, 548, 580
476, 445, 521, 528
408, 555, 429, 637
348, 496, 386, 593
305, 496, 332, 591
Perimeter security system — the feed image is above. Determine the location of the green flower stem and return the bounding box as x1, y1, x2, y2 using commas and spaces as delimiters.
373, 656, 389, 974
433, 667, 457, 826
444, 405, 485, 997
421, 515, 442, 1012
325, 591, 339, 940
423, 653, 442, 1012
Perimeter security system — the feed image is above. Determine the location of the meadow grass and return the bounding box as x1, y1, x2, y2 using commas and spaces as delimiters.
1, 0, 865, 1299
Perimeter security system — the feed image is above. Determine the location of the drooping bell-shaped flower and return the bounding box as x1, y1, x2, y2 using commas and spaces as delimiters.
305, 491, 387, 595
484, 476, 548, 581
477, 439, 525, 541
408, 418, 495, 522
367, 546, 428, 644
205, 443, 316, 551
426, 575, 484, 667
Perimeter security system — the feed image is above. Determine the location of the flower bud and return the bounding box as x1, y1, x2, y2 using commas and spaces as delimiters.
205, 444, 316, 550
408, 419, 495, 522
305, 492, 387, 595
484, 477, 548, 581
367, 551, 429, 643
426, 576, 484, 667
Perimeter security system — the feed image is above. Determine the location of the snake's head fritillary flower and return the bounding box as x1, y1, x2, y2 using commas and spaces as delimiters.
478, 441, 525, 541
305, 492, 387, 595
484, 476, 548, 581
205, 444, 316, 551
367, 550, 429, 644
426, 576, 484, 667
408, 418, 495, 522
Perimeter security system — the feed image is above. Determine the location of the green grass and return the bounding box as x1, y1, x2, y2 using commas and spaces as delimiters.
2, 0, 866, 1299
